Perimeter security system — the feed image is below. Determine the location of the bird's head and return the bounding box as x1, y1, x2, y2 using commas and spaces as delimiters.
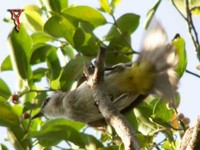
32, 91, 66, 120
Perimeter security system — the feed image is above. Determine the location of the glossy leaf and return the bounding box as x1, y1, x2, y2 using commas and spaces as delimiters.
0, 99, 19, 127
23, 5, 45, 32
46, 48, 62, 80
124, 109, 138, 130
41, 119, 85, 131
73, 23, 98, 57
43, 0, 68, 13
32, 68, 48, 82
31, 44, 61, 80
105, 13, 140, 40
29, 119, 103, 148
172, 35, 187, 78
7, 24, 32, 80
62, 6, 107, 28
134, 102, 157, 135
152, 99, 174, 122
100, 0, 112, 14
59, 56, 84, 91
173, 0, 200, 16
31, 32, 53, 44
191, 6, 200, 15
0, 55, 12, 71
44, 16, 76, 45
7, 126, 30, 150
0, 78, 11, 100
137, 134, 153, 149
106, 33, 133, 65
60, 44, 75, 59
110, 0, 121, 9
0, 144, 9, 150
144, 0, 161, 29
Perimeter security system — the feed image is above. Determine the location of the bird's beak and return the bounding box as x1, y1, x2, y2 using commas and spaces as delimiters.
31, 111, 43, 120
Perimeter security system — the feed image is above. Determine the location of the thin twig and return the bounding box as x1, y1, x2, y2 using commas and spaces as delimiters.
171, 0, 187, 21
185, 0, 200, 52
190, 6, 200, 12
18, 89, 56, 97
186, 69, 200, 78
107, 50, 138, 55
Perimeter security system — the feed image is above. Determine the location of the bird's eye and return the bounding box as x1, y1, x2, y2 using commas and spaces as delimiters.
41, 97, 50, 108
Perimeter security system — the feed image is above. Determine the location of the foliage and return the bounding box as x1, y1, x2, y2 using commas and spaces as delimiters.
0, 0, 196, 149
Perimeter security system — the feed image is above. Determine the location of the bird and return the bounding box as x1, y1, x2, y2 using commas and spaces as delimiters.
32, 23, 179, 124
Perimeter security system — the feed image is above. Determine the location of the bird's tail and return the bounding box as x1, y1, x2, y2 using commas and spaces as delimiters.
130, 23, 179, 98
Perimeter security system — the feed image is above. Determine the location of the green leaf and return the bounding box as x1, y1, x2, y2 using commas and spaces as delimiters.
0, 78, 11, 100
43, 0, 68, 13
8, 126, 30, 150
59, 56, 84, 91
124, 109, 138, 130
7, 24, 32, 80
100, 0, 112, 14
110, 0, 122, 9
73, 23, 98, 57
23, 5, 45, 32
0, 99, 19, 127
161, 140, 175, 150
191, 6, 200, 15
152, 99, 175, 122
0, 55, 12, 71
41, 119, 85, 131
106, 33, 133, 65
172, 35, 187, 78
144, 0, 161, 29
31, 44, 61, 80
134, 102, 157, 135
46, 49, 62, 80
29, 119, 103, 148
60, 44, 75, 59
32, 68, 48, 82
105, 13, 140, 40
137, 134, 153, 149
31, 32, 53, 44
44, 15, 76, 45
172, 0, 200, 15
0, 144, 9, 150
62, 6, 107, 28
151, 98, 176, 128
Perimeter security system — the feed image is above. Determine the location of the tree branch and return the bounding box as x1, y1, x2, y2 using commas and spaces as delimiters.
180, 115, 200, 150
87, 47, 140, 150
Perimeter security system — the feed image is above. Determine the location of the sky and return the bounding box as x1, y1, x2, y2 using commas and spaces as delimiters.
0, 0, 200, 149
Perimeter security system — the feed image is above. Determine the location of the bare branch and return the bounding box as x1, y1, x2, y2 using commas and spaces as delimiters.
88, 47, 140, 150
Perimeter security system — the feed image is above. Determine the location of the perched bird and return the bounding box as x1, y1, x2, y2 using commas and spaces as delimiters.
32, 23, 179, 124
